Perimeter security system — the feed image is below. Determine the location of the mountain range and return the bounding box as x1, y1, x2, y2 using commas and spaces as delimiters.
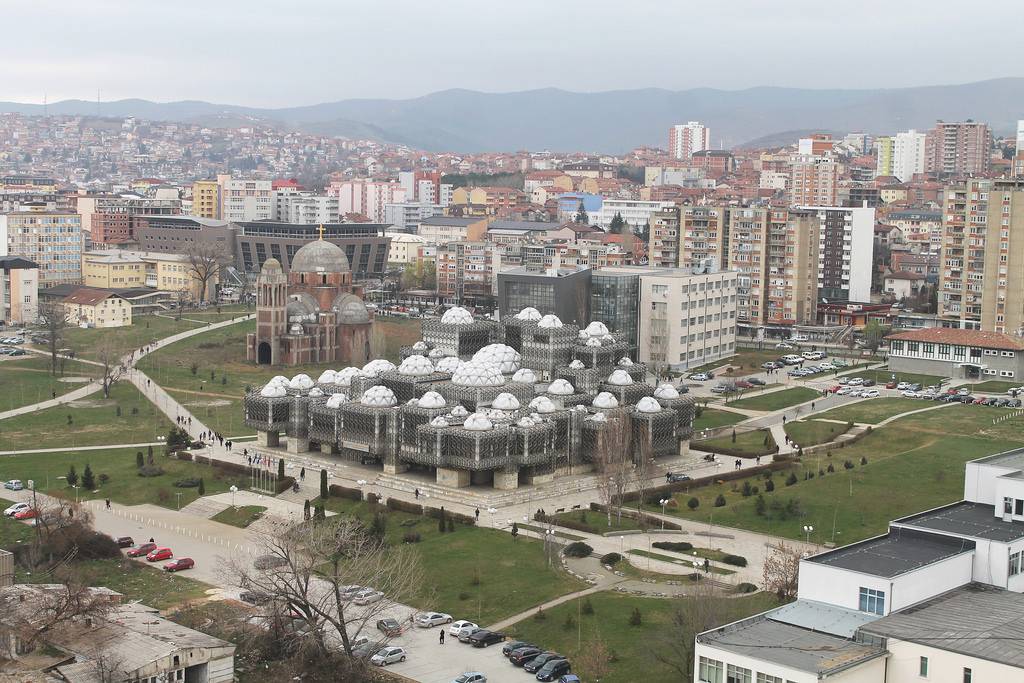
2, 78, 1022, 153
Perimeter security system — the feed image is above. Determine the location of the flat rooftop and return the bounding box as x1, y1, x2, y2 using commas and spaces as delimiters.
894, 501, 1024, 543
971, 447, 1024, 470
862, 583, 1024, 668
807, 529, 974, 578
699, 614, 886, 676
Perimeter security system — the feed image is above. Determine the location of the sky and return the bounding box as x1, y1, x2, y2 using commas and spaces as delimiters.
1, 0, 1019, 108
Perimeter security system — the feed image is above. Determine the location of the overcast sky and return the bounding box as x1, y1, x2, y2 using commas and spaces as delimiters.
2, 0, 1019, 107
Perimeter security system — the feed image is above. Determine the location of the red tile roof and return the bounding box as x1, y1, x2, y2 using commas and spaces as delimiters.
62, 288, 120, 307
886, 328, 1024, 351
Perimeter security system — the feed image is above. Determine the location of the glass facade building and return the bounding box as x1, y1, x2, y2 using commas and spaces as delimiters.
591, 270, 640, 353
496, 267, 591, 326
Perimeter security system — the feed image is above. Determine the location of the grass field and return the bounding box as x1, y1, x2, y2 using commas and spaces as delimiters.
506, 591, 781, 683
317, 496, 585, 624
856, 368, 945, 387
727, 387, 820, 411
0, 381, 174, 451
968, 380, 1020, 393
211, 505, 266, 528
693, 408, 746, 432
653, 404, 1024, 545
52, 314, 227, 361
0, 448, 249, 510
816, 397, 932, 424
0, 355, 101, 412
552, 509, 643, 534
784, 419, 852, 447
0, 497, 35, 549
692, 429, 776, 457
627, 549, 734, 575
18, 558, 211, 610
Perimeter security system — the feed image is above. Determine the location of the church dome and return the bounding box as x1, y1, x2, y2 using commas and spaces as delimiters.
290, 239, 350, 273
335, 295, 370, 324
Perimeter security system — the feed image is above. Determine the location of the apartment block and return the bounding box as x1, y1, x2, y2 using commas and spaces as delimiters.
648, 207, 679, 268
436, 240, 499, 307
803, 206, 875, 303
191, 179, 221, 219
76, 196, 181, 244
0, 211, 83, 285
892, 129, 927, 182
789, 155, 840, 206
668, 121, 710, 160
219, 176, 272, 222
939, 178, 991, 329
590, 199, 675, 231
330, 179, 407, 222
678, 206, 729, 272
417, 215, 490, 246
0, 256, 38, 325
925, 121, 992, 176
384, 202, 441, 231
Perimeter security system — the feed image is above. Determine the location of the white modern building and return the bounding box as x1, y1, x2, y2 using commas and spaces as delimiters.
669, 121, 710, 160
797, 206, 875, 303
385, 232, 426, 264
329, 179, 407, 222
892, 130, 927, 182
695, 447, 1024, 682
1017, 119, 1024, 155
219, 176, 272, 222
273, 193, 339, 224
590, 199, 675, 231
384, 202, 441, 231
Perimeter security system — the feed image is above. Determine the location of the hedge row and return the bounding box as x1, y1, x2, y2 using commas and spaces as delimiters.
387, 498, 424, 515
328, 483, 363, 501
587, 503, 683, 531
424, 505, 476, 526
693, 440, 779, 459
621, 460, 794, 505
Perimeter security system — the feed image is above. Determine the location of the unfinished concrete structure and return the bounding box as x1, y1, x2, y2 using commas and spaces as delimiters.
243, 306, 696, 489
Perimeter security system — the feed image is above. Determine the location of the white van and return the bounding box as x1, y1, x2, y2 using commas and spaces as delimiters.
781, 354, 804, 365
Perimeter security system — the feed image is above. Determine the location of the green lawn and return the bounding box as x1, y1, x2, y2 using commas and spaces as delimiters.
0, 448, 249, 510
816, 397, 931, 424
652, 404, 1024, 545
0, 497, 35, 549
211, 505, 266, 528
0, 382, 173, 451
318, 496, 585, 624
0, 356, 100, 412
627, 549, 734, 575
859, 368, 946, 387
693, 408, 746, 432
50, 314, 216, 361
18, 558, 211, 610
693, 429, 776, 457
553, 509, 643, 534
967, 380, 1020, 394
506, 592, 781, 683
784, 420, 852, 447
727, 387, 820, 411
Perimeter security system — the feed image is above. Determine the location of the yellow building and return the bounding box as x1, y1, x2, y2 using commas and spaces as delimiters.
875, 136, 894, 177
82, 250, 211, 301
62, 288, 133, 328
191, 180, 221, 219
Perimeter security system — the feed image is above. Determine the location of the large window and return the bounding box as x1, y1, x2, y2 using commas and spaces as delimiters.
698, 656, 723, 683
963, 667, 972, 683
859, 587, 885, 615
727, 664, 752, 683
756, 674, 783, 683
1009, 550, 1021, 577
919, 656, 929, 677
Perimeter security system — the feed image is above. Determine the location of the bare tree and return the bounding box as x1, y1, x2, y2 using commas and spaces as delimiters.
94, 337, 127, 399
36, 301, 70, 376
89, 644, 128, 683
762, 541, 802, 601
0, 579, 113, 658
574, 633, 611, 681
633, 424, 654, 520
185, 242, 230, 304
593, 412, 633, 527
653, 579, 739, 681
225, 516, 422, 660
173, 288, 190, 321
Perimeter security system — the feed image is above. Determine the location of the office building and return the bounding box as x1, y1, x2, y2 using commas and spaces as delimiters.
590, 199, 675, 231
875, 136, 894, 177
191, 179, 221, 219
272, 193, 339, 224
385, 232, 426, 264
892, 129, 927, 182
590, 268, 642, 351
219, 176, 272, 222
76, 196, 181, 244
668, 121, 710, 160
384, 202, 441, 231
887, 327, 1024, 381
790, 155, 840, 206
81, 249, 210, 300
496, 265, 591, 326
61, 287, 133, 327
938, 178, 1024, 333
417, 215, 490, 245
0, 210, 83, 285
0, 256, 38, 325
925, 121, 992, 176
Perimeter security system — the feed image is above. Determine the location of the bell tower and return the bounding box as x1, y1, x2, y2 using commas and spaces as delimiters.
254, 258, 287, 365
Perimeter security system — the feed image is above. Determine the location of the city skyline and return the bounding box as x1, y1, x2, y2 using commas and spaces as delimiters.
2, 0, 1022, 107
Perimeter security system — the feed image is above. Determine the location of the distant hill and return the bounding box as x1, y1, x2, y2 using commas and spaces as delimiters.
2, 78, 1023, 153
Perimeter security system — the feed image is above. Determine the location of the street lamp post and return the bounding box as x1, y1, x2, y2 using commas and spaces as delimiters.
803, 524, 814, 544
230, 485, 238, 509
659, 498, 669, 529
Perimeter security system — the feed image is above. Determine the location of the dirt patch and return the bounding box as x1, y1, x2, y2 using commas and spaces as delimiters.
66, 399, 113, 409
184, 399, 232, 408
58, 377, 92, 383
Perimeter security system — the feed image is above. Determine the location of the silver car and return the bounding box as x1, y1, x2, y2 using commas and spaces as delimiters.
370, 646, 406, 666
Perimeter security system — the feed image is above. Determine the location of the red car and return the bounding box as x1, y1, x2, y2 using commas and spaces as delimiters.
163, 557, 194, 572
127, 542, 157, 558
13, 508, 37, 520
146, 547, 172, 562
885, 381, 898, 389
735, 380, 754, 389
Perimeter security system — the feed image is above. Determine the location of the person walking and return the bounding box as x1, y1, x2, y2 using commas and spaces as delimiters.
105, 498, 111, 510
414, 488, 420, 499
475, 508, 480, 521
300, 467, 306, 480
439, 629, 445, 645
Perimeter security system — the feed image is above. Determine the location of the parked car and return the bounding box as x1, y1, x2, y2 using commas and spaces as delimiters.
3, 502, 30, 516
862, 389, 880, 398
449, 619, 477, 636
846, 377, 865, 386
525, 653, 565, 674
469, 630, 505, 648
458, 627, 484, 643
239, 590, 271, 605
377, 618, 402, 637
253, 555, 288, 570
957, 388, 971, 396
535, 659, 572, 681
453, 673, 487, 683
710, 385, 735, 394
775, 342, 796, 350
503, 640, 536, 657
761, 361, 780, 369
1009, 399, 1022, 408
13, 508, 37, 520
735, 380, 754, 389
370, 646, 406, 666
557, 676, 582, 683
688, 372, 712, 381
115, 536, 134, 548
780, 354, 804, 365
416, 612, 452, 628
164, 557, 194, 572
339, 585, 364, 600
127, 542, 157, 557
8, 349, 26, 356
789, 334, 809, 342
4, 480, 24, 491
146, 547, 173, 562
667, 472, 691, 483
886, 381, 899, 389
353, 589, 384, 605
748, 378, 766, 386
510, 646, 544, 666
861, 379, 876, 387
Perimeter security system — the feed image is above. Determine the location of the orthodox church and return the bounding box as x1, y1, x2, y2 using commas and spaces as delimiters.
246, 235, 373, 366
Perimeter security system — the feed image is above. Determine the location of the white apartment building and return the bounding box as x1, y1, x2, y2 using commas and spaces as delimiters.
798, 206, 875, 302
1017, 120, 1024, 155
892, 130, 927, 183
0, 211, 83, 285
385, 232, 426, 264
669, 121, 710, 160
218, 176, 272, 222
416, 215, 489, 246
695, 447, 1024, 683
636, 268, 737, 371
330, 179, 407, 223
272, 192, 339, 224
590, 199, 675, 231
384, 202, 441, 231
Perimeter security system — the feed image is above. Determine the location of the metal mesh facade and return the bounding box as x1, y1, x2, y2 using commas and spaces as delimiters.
555, 367, 604, 395
500, 318, 537, 352
314, 382, 349, 395
421, 318, 497, 358
396, 404, 450, 456
513, 421, 557, 467
399, 342, 435, 360
243, 393, 291, 431
657, 395, 697, 440
289, 393, 311, 439
572, 340, 630, 373
379, 370, 453, 404
436, 381, 535, 412
308, 401, 343, 445
336, 403, 397, 458
598, 382, 654, 406
631, 410, 679, 460
620, 362, 648, 382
